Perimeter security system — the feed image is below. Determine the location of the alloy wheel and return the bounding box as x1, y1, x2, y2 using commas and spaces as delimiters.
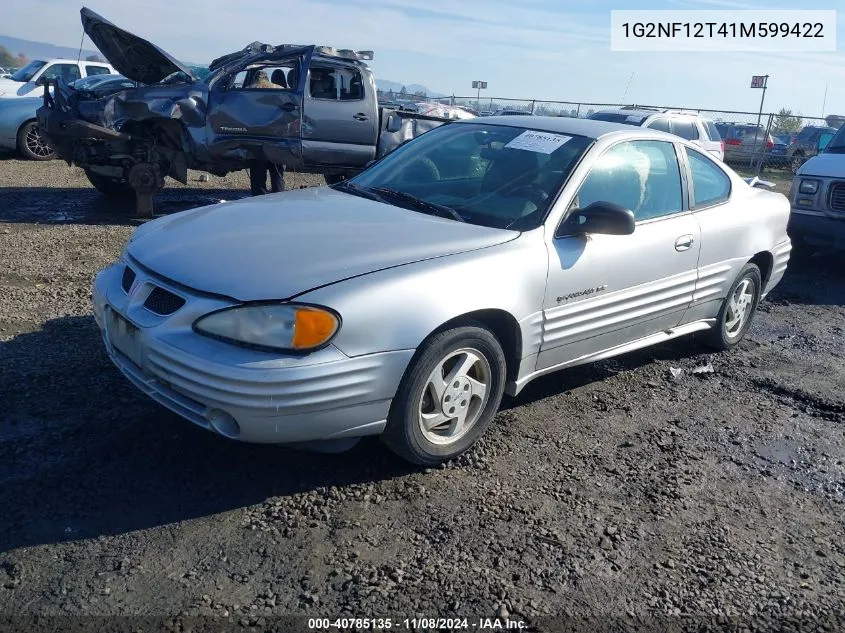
417, 347, 491, 445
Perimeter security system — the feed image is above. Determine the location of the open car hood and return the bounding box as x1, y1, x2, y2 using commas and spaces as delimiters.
80, 7, 195, 84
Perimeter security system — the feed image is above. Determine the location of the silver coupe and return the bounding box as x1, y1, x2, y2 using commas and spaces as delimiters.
93, 117, 792, 465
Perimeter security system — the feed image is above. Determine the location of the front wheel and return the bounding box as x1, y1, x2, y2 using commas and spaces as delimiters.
84, 170, 134, 197
382, 324, 506, 466
17, 120, 55, 161
705, 263, 762, 351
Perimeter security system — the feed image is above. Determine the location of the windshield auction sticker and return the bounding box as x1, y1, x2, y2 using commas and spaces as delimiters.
505, 131, 572, 154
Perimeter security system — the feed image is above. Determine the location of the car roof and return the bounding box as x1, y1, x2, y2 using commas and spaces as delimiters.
457, 115, 678, 140
42, 58, 111, 65
595, 107, 705, 119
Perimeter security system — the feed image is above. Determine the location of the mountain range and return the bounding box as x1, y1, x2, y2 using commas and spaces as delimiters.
0, 35, 102, 63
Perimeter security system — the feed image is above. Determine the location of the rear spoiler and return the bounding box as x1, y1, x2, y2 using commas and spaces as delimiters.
744, 176, 777, 190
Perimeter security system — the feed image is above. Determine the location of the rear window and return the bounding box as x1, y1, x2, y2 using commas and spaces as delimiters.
588, 112, 645, 126
704, 121, 721, 141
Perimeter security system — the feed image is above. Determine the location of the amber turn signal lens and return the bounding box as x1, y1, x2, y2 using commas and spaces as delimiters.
292, 307, 339, 350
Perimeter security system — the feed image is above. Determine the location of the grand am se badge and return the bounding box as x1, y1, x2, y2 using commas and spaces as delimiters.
557, 285, 608, 302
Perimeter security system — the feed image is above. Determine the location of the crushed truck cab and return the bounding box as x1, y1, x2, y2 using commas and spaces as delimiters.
38, 7, 454, 215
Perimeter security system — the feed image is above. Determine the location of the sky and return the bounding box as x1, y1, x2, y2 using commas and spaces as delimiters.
3, 0, 845, 117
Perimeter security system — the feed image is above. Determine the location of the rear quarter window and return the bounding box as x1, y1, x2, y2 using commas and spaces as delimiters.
704, 121, 721, 141
85, 65, 111, 76
687, 148, 731, 208
671, 119, 699, 141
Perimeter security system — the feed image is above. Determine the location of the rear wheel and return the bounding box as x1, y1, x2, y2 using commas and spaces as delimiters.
17, 120, 55, 161
382, 324, 506, 465
84, 170, 135, 197
705, 263, 762, 351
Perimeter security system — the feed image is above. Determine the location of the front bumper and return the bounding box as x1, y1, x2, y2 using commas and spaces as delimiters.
92, 260, 414, 443
789, 211, 845, 249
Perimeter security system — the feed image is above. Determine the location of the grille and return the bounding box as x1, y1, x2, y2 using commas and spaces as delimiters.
829, 182, 845, 213
121, 266, 136, 293
144, 287, 186, 316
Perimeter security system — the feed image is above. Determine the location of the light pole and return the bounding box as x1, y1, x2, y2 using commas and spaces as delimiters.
472, 80, 487, 112
749, 75, 769, 170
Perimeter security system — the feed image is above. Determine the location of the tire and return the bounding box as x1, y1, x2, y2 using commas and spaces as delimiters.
382, 323, 507, 466
17, 120, 55, 161
84, 170, 134, 197
705, 263, 762, 351
324, 173, 348, 185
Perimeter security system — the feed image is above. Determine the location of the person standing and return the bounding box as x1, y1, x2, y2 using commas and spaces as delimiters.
247, 70, 287, 196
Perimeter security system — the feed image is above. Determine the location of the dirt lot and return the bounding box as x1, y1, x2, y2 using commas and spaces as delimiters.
1, 158, 844, 632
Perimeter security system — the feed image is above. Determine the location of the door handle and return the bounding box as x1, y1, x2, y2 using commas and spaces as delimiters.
675, 235, 695, 251
280, 102, 297, 112
353, 113, 368, 121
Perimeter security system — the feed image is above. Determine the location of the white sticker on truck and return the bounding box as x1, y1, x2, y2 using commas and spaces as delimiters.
504, 130, 573, 154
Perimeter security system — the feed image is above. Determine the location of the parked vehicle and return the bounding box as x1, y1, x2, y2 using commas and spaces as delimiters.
0, 58, 115, 99
767, 137, 790, 167
0, 96, 54, 159
588, 107, 724, 161
789, 126, 845, 248
714, 122, 775, 165
784, 125, 839, 173
38, 8, 456, 215
0, 73, 135, 161
93, 116, 791, 465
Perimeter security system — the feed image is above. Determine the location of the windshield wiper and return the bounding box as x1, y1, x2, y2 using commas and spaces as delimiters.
330, 180, 386, 203
368, 187, 465, 222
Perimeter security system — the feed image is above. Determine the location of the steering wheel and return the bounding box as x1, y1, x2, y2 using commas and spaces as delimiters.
399, 157, 441, 183
506, 184, 549, 209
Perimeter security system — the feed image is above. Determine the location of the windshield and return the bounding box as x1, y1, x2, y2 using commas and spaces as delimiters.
825, 126, 845, 153
9, 60, 46, 82
347, 122, 593, 230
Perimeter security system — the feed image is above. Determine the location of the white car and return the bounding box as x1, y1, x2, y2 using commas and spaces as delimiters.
0, 58, 116, 99
588, 107, 724, 161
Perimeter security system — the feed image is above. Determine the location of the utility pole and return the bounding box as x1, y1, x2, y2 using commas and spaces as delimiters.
822, 83, 828, 118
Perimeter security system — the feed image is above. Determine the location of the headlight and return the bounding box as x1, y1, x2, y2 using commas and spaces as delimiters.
193, 303, 340, 352
799, 179, 819, 195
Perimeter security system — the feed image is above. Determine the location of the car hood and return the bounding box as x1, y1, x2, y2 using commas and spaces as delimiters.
80, 7, 195, 84
0, 79, 28, 97
127, 187, 518, 301
797, 152, 845, 179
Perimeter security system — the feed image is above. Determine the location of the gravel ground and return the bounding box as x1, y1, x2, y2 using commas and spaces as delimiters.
1, 158, 844, 632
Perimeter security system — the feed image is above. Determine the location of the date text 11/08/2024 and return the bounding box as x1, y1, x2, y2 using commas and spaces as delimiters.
308, 617, 528, 630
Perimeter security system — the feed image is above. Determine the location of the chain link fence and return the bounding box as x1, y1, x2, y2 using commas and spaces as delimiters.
376, 90, 840, 177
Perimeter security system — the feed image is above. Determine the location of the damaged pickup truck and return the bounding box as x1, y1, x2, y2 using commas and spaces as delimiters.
38, 8, 455, 215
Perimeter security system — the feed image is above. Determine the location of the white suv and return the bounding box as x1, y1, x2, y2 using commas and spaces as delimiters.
0, 58, 116, 99
588, 107, 724, 161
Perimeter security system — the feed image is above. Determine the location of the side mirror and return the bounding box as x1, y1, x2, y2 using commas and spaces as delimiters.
818, 132, 834, 152
557, 201, 636, 238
